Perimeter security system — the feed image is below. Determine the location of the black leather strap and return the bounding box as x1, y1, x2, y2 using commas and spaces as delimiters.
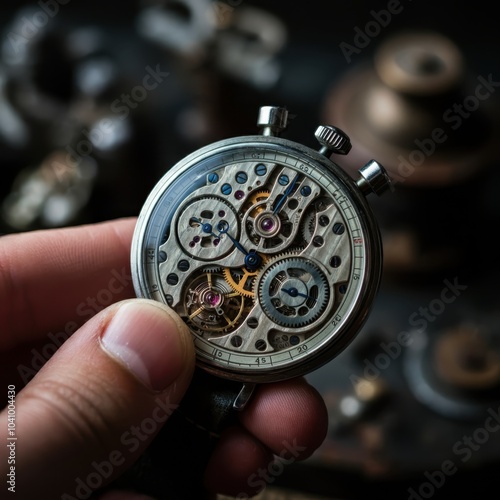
106, 367, 245, 499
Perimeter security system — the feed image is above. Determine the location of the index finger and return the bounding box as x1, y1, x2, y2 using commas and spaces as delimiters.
0, 217, 137, 351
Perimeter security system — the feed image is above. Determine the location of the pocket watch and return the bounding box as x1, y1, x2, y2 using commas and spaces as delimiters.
125, 105, 392, 498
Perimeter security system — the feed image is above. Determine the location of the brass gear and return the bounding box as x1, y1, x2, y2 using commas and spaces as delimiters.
223, 267, 259, 297
248, 189, 271, 209
222, 253, 269, 298
243, 191, 270, 246
246, 191, 271, 221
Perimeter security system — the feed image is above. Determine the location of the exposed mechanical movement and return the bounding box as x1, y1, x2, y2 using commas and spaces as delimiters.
131, 106, 391, 381
160, 161, 343, 351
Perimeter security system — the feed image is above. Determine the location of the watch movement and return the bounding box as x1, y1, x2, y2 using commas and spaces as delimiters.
131, 105, 392, 384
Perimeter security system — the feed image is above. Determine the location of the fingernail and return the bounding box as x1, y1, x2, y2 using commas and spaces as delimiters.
101, 300, 189, 391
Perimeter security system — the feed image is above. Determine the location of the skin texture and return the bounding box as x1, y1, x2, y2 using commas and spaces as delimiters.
0, 217, 328, 499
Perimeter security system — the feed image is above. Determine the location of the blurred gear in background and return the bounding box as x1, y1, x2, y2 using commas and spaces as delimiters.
1, 1, 500, 499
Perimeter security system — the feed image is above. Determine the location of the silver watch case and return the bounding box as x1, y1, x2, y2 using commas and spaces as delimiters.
131, 133, 384, 383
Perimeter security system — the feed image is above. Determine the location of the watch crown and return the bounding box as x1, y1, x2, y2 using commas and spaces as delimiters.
315, 125, 352, 156
356, 160, 393, 197
257, 106, 288, 136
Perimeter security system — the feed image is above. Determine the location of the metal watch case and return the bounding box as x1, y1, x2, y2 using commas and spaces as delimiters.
131, 106, 392, 383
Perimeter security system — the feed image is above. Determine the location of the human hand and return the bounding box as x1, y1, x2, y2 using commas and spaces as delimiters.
0, 218, 328, 499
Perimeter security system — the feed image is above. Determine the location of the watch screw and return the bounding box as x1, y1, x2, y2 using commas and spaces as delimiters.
315, 125, 352, 156
257, 106, 288, 136
356, 160, 394, 197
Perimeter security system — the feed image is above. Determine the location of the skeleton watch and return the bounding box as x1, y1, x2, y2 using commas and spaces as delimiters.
123, 106, 392, 498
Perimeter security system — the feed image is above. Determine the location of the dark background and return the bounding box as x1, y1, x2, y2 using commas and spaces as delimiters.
1, 1, 500, 499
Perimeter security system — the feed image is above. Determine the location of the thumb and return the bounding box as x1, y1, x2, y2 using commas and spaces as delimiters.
1, 299, 195, 499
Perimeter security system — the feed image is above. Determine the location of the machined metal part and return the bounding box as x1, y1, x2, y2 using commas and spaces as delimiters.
258, 106, 289, 136
356, 160, 393, 197
315, 125, 352, 156
257, 256, 331, 328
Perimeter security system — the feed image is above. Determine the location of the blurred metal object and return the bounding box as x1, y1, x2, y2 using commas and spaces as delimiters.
323, 31, 500, 187
337, 378, 389, 422
0, 8, 152, 232
2, 151, 97, 230
1, 102, 137, 231
0, 67, 29, 149
136, 0, 216, 61
137, 0, 286, 88
213, 4, 287, 89
375, 31, 464, 96
434, 326, 500, 392
404, 323, 500, 421
136, 0, 287, 142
